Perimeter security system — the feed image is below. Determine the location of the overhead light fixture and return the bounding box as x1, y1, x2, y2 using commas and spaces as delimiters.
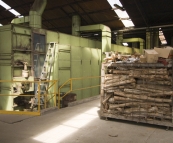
159, 28, 167, 45
114, 16, 131, 21
114, 4, 125, 11
0, 0, 11, 9
9, 9, 20, 16
122, 43, 128, 46
107, 0, 134, 27
0, 0, 22, 17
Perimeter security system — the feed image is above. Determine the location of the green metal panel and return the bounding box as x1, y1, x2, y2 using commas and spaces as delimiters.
0, 28, 12, 53
91, 48, 101, 96
82, 47, 91, 98
58, 44, 71, 93
71, 36, 80, 47
71, 46, 82, 61
71, 46, 82, 100
0, 25, 12, 110
95, 41, 102, 49
59, 33, 71, 45
46, 30, 59, 43
79, 38, 89, 47
12, 34, 31, 49
111, 44, 132, 54
0, 66, 12, 110
88, 39, 95, 48
12, 25, 31, 36
71, 61, 82, 100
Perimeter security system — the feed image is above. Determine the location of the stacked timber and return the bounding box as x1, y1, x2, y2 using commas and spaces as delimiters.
101, 63, 173, 122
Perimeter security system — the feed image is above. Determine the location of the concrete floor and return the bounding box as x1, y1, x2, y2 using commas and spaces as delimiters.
0, 99, 173, 143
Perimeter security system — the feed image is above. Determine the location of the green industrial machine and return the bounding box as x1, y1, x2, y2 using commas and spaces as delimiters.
0, 0, 139, 111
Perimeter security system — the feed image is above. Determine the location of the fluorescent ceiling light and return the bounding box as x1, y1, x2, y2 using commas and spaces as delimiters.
107, 0, 134, 27
0, 1, 21, 17
0, 0, 11, 9
122, 42, 128, 46
9, 9, 20, 16
18, 15, 24, 18
161, 40, 167, 45
159, 28, 167, 45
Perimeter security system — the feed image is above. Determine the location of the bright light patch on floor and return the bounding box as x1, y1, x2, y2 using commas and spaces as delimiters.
33, 107, 98, 143
107, 0, 135, 27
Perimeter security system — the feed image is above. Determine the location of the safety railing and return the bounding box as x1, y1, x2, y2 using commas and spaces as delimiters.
0, 80, 57, 116
57, 76, 101, 109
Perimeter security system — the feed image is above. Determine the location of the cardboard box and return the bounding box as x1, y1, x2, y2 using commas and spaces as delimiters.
154, 47, 173, 58
144, 50, 158, 63
140, 55, 146, 63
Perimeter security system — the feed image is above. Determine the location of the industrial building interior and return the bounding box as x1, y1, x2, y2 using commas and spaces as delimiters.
0, 0, 173, 143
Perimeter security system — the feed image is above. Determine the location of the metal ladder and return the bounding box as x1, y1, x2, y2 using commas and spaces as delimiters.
30, 42, 57, 109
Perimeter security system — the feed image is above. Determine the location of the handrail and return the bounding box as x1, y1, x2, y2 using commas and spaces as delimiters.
57, 76, 102, 109
58, 79, 72, 109
0, 80, 57, 115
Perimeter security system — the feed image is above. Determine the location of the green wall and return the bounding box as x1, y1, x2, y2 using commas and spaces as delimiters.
0, 25, 12, 110
47, 30, 101, 100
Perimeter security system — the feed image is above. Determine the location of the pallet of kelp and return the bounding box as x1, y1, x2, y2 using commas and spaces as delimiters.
100, 62, 173, 127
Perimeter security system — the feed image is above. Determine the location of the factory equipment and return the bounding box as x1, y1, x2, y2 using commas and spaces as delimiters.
0, 0, 125, 112
12, 42, 57, 111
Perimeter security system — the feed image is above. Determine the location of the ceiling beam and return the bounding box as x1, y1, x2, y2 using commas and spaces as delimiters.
134, 0, 149, 27
45, 0, 93, 12
75, 2, 95, 23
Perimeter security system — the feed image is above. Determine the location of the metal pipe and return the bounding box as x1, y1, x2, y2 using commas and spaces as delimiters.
122, 38, 145, 54
113, 24, 173, 32
29, 0, 47, 28
30, 0, 47, 15
72, 15, 81, 36
79, 24, 111, 61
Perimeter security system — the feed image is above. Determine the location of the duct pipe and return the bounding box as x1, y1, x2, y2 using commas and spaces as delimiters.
132, 42, 138, 54
29, 0, 47, 28
11, 0, 47, 28
72, 15, 81, 36
153, 30, 159, 47
30, 0, 47, 15
79, 24, 111, 61
122, 38, 145, 54
116, 32, 123, 45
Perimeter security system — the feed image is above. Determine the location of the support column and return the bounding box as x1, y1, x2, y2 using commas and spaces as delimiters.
153, 29, 159, 48
171, 37, 173, 47
72, 15, 81, 36
146, 29, 152, 49
132, 42, 138, 54
116, 32, 123, 45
